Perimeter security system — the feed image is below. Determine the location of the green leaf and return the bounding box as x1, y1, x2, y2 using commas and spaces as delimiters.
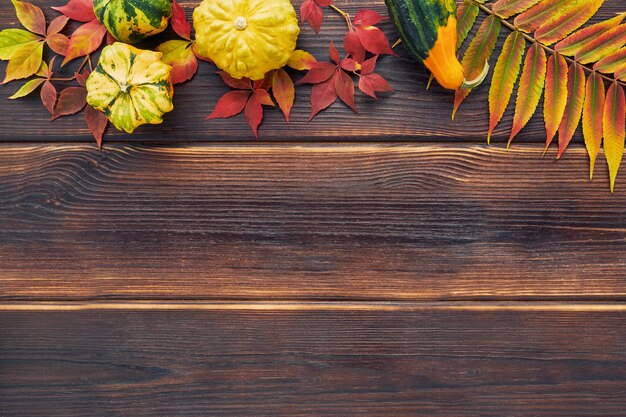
487, 31, 526, 143
0, 28, 41, 60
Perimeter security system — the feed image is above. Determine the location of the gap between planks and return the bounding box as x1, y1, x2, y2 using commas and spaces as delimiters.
1, 301, 626, 312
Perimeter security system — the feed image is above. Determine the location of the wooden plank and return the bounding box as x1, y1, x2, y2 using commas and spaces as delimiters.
1, 306, 626, 416
2, 143, 626, 301
0, 0, 623, 143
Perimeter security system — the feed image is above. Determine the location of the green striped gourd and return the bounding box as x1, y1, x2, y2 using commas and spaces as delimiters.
94, 0, 172, 44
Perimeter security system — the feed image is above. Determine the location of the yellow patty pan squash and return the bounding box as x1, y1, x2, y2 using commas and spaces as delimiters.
86, 43, 174, 134
193, 0, 300, 80
94, 0, 172, 44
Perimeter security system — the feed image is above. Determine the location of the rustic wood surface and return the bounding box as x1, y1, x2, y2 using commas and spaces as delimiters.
1, 0, 626, 415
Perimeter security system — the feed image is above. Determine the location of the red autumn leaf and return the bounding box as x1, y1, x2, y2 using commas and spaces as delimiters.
334, 70, 356, 111
253, 89, 274, 107
344, 30, 366, 63
207, 90, 251, 119
355, 26, 395, 56
74, 69, 89, 87
360, 55, 378, 75
340, 57, 360, 72
62, 20, 107, 66
12, 0, 47, 36
272, 68, 295, 122
46, 33, 70, 55
106, 32, 115, 45
244, 95, 265, 138
52, 0, 97, 23
171, 0, 191, 40
353, 9, 384, 27
52, 86, 87, 119
47, 15, 69, 36
217, 71, 252, 90
309, 77, 337, 120
85, 104, 108, 148
40, 80, 56, 114
329, 41, 340, 65
297, 62, 336, 84
359, 73, 393, 99
300, 0, 332, 34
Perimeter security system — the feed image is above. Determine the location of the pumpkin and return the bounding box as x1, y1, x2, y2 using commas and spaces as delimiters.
86, 42, 174, 134
193, 0, 300, 80
94, 0, 172, 44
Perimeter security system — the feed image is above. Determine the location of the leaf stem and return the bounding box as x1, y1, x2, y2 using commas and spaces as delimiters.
476, 2, 625, 87
330, 4, 353, 30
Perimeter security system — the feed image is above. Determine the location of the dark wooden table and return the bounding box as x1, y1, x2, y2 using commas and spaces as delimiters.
2, 1, 626, 415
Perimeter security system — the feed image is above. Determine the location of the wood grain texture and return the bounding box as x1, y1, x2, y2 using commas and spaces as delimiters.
0, 0, 623, 143
2, 143, 626, 301
1, 308, 626, 416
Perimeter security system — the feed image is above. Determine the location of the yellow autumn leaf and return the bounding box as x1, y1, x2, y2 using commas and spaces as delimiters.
583, 72, 606, 179
603, 82, 625, 192
287, 50, 317, 71
0, 28, 41, 60
3, 40, 43, 83
155, 40, 198, 84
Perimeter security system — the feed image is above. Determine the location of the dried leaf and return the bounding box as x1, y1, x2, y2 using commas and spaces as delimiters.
46, 33, 70, 55
509, 44, 546, 145
543, 53, 568, 151
576, 24, 626, 65
583, 71, 605, 179
8, 77, 45, 99
453, 15, 501, 119
52, 0, 97, 22
514, 0, 571, 33
171, 0, 191, 40
3, 40, 43, 83
40, 79, 56, 114
594, 47, 626, 74
156, 40, 198, 84
207, 90, 251, 119
0, 28, 41, 60
85, 105, 108, 148
62, 20, 107, 67
309, 77, 337, 120
603, 82, 625, 191
287, 50, 317, 71
52, 86, 87, 119
492, 0, 541, 19
457, 1, 479, 48
334, 70, 356, 111
11, 0, 46, 36
272, 68, 295, 122
555, 12, 626, 56
535, 0, 604, 45
557, 63, 585, 158
487, 31, 526, 143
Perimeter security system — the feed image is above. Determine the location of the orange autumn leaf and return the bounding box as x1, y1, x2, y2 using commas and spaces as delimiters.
583, 71, 606, 179
156, 40, 198, 84
487, 31, 526, 143
514, 0, 570, 33
555, 12, 626, 56
509, 43, 546, 146
62, 20, 107, 67
456, 0, 479, 48
576, 24, 626, 65
287, 50, 318, 71
603, 82, 625, 192
557, 63, 586, 159
594, 47, 626, 75
534, 0, 604, 45
492, 0, 541, 19
453, 15, 501, 119
272, 68, 295, 123
11, 0, 46, 36
543, 53, 568, 151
